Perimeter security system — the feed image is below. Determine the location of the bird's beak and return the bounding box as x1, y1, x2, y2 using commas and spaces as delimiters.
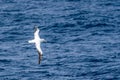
44, 40, 47, 42
41, 39, 47, 42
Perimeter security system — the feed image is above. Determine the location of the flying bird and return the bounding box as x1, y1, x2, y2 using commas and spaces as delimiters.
28, 26, 46, 64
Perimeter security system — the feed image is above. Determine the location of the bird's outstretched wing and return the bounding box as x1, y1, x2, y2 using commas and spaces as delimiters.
37, 50, 42, 64
34, 27, 40, 39
35, 42, 42, 64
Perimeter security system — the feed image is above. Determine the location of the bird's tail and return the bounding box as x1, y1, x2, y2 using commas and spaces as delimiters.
28, 39, 35, 43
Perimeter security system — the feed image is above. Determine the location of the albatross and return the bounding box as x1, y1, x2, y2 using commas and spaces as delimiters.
28, 26, 46, 64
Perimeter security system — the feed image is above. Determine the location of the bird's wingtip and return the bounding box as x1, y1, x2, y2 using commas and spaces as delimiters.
38, 51, 42, 64
34, 26, 40, 32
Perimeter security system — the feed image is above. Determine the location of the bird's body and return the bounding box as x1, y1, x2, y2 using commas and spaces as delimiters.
28, 27, 45, 64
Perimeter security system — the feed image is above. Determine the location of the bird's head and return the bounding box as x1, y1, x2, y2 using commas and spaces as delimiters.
40, 39, 47, 42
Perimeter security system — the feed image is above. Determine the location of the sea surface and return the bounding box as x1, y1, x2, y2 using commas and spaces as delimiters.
0, 0, 120, 80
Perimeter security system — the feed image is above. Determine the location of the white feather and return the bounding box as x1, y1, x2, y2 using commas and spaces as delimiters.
28, 39, 35, 43
28, 27, 45, 55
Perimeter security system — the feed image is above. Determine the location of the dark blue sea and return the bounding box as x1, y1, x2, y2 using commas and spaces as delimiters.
0, 0, 120, 80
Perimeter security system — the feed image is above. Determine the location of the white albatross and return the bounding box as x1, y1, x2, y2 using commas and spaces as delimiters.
28, 26, 46, 64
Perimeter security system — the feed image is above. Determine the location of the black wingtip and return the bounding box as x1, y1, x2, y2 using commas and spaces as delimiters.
37, 51, 42, 64
34, 26, 38, 32
38, 54, 42, 64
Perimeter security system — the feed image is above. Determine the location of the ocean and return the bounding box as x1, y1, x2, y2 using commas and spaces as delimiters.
0, 0, 120, 80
